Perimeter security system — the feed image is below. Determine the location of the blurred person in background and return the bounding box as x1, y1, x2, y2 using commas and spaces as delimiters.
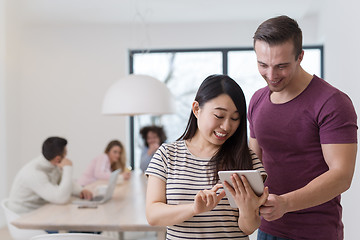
139, 125, 167, 172
78, 140, 130, 186
8, 136, 93, 214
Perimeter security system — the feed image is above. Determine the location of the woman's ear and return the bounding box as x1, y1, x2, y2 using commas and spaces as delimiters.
192, 101, 200, 118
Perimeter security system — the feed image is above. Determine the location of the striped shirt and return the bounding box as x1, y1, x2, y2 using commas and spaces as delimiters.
146, 140, 267, 240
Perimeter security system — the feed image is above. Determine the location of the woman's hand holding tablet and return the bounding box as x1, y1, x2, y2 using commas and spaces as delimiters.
218, 170, 267, 208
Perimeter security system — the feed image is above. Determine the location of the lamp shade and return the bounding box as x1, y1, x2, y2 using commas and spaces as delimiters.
102, 74, 175, 116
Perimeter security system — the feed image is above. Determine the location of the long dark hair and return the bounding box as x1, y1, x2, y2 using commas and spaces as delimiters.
178, 74, 253, 184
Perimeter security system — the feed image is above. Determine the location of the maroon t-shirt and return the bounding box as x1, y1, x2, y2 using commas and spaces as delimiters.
248, 75, 357, 240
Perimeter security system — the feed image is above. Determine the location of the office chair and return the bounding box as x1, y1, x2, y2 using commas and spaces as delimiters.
1, 198, 47, 240
30, 233, 116, 240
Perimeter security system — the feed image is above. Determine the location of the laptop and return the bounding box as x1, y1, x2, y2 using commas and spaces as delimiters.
72, 169, 120, 206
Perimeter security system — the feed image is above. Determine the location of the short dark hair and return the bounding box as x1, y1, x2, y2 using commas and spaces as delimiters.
42, 137, 67, 160
140, 126, 167, 147
253, 15, 303, 60
178, 74, 253, 184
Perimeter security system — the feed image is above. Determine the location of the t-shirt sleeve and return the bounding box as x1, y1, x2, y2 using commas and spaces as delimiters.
250, 149, 267, 181
248, 96, 256, 139
145, 144, 168, 182
248, 89, 265, 139
318, 92, 358, 144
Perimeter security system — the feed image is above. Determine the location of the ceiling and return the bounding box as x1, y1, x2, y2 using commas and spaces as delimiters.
17, 0, 324, 24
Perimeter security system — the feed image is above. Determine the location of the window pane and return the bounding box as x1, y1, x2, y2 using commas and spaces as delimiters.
302, 48, 322, 77
133, 51, 222, 170
131, 47, 322, 170
228, 50, 265, 106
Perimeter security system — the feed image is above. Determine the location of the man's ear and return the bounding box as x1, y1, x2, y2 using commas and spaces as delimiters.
50, 155, 62, 165
297, 50, 304, 63
192, 101, 200, 118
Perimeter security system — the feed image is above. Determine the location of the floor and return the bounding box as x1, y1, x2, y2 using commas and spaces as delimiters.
0, 226, 258, 240
0, 227, 158, 240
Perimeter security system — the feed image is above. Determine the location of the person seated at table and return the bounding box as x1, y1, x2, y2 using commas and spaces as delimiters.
139, 125, 167, 172
8, 136, 93, 215
77, 140, 131, 186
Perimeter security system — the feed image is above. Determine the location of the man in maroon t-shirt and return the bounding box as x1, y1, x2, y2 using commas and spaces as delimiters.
248, 15, 358, 240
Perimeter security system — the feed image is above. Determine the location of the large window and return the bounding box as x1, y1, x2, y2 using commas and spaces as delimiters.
129, 47, 323, 169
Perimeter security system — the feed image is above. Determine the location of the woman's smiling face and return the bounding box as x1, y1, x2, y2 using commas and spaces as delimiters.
194, 93, 240, 147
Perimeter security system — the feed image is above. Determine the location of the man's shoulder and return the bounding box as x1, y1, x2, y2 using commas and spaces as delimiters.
253, 86, 269, 97
311, 75, 345, 96
20, 156, 52, 178
249, 86, 269, 109
11, 157, 47, 190
18, 155, 40, 172
310, 76, 353, 106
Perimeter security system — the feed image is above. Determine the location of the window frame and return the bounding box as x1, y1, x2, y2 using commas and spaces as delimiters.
128, 46, 324, 168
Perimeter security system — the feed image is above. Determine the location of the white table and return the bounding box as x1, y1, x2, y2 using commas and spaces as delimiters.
12, 171, 166, 240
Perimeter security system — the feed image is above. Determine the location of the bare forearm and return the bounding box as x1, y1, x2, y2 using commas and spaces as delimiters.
283, 169, 352, 213
238, 210, 261, 235
249, 137, 262, 161
146, 202, 195, 226
261, 144, 357, 222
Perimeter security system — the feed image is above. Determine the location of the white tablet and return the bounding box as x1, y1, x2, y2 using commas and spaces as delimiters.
218, 170, 264, 208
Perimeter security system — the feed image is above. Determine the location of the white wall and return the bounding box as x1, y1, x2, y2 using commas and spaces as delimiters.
6, 18, 319, 184
318, 1, 360, 239
0, 0, 7, 226
13, 25, 129, 181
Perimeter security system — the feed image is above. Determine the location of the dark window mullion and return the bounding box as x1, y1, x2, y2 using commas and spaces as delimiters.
129, 52, 135, 169
222, 50, 228, 75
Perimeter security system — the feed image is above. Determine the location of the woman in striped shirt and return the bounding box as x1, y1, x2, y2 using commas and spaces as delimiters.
146, 74, 268, 239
